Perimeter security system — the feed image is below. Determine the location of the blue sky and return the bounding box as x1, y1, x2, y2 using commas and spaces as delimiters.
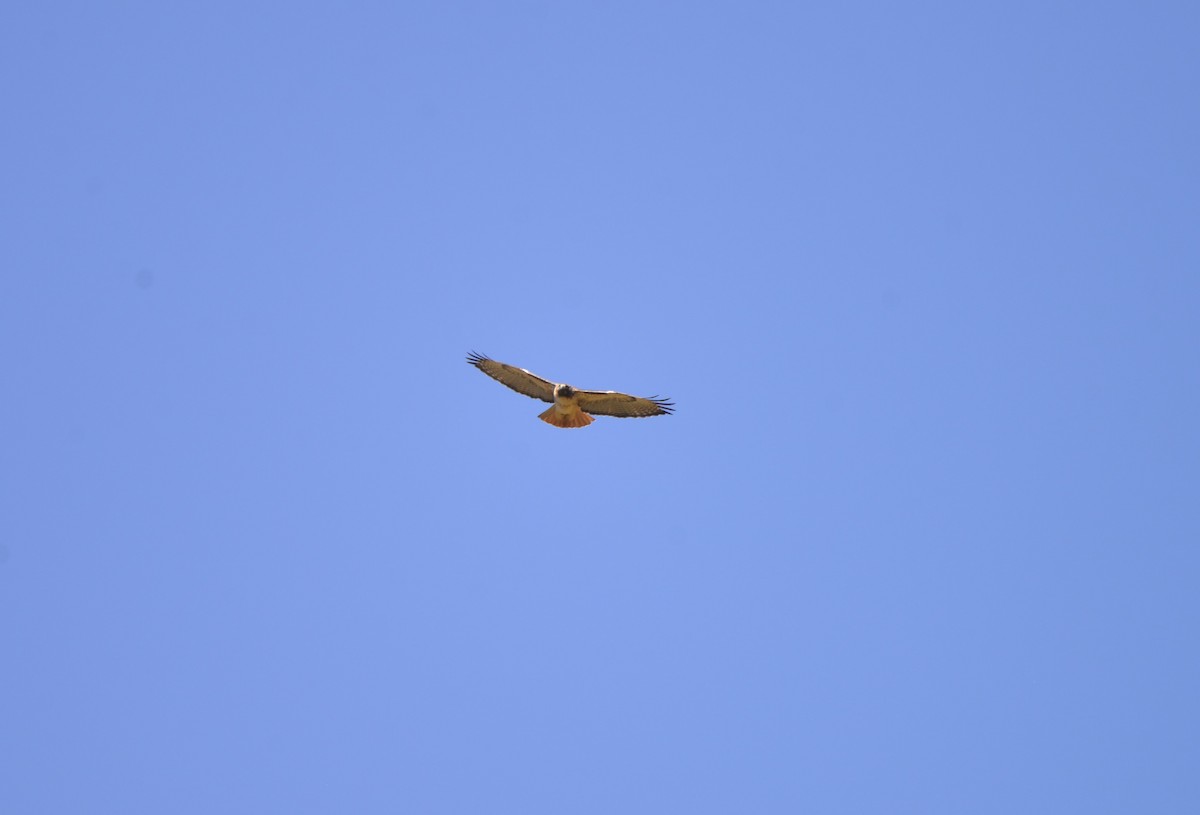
2, 2, 1198, 812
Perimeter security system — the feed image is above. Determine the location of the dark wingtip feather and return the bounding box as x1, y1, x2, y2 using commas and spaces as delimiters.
642, 395, 674, 415
466, 351, 491, 367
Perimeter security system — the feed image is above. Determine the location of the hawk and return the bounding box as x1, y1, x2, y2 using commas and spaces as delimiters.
467, 352, 675, 429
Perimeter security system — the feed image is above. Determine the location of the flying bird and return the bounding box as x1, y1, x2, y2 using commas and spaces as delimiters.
466, 352, 674, 429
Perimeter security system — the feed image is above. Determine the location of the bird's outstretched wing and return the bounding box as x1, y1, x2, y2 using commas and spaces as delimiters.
466, 352, 556, 403
575, 389, 674, 418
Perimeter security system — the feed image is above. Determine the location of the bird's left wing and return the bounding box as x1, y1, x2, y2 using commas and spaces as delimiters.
466, 352, 556, 403
575, 389, 675, 418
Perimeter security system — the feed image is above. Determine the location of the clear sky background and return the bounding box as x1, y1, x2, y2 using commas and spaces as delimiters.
2, 2, 1198, 812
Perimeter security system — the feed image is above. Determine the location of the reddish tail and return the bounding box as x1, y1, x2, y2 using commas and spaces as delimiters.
538, 406, 594, 429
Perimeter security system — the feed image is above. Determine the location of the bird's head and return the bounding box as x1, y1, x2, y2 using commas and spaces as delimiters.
555, 384, 576, 398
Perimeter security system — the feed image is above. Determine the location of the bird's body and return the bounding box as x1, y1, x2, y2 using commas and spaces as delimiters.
541, 383, 594, 428
466, 352, 673, 429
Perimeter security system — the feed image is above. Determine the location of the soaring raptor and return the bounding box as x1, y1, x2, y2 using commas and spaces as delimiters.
466, 352, 674, 429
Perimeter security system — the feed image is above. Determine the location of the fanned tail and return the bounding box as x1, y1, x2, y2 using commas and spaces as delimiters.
538, 406, 594, 429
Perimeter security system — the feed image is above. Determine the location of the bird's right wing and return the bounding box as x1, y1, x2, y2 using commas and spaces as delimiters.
466, 352, 556, 403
